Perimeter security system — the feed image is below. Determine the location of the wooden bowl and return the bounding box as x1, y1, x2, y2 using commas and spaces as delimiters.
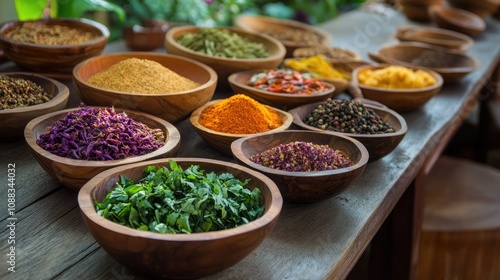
429, 5, 486, 37
395, 26, 473, 52
292, 46, 362, 63
398, 1, 433, 22
0, 18, 109, 78
0, 72, 69, 141
24, 107, 181, 191
231, 130, 368, 203
165, 26, 286, 84
122, 21, 171, 51
368, 42, 478, 83
227, 69, 336, 110
288, 101, 407, 161
78, 157, 282, 279
234, 15, 332, 58
73, 52, 217, 124
351, 64, 443, 112
448, 0, 500, 18
190, 99, 293, 155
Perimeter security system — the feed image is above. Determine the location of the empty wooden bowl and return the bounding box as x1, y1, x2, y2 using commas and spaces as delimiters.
165, 26, 286, 84
234, 15, 332, 58
0, 72, 69, 141
190, 99, 293, 155
78, 157, 282, 279
0, 18, 109, 78
429, 5, 486, 37
73, 52, 217, 124
395, 26, 473, 52
227, 69, 336, 110
448, 0, 500, 18
231, 130, 368, 203
24, 107, 181, 191
288, 101, 407, 161
351, 64, 443, 112
122, 20, 171, 51
397, 1, 434, 22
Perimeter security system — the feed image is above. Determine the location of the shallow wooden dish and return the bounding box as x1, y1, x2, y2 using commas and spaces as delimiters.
0, 18, 109, 78
24, 107, 181, 191
288, 101, 407, 161
351, 64, 443, 112
0, 72, 69, 141
190, 99, 293, 155
234, 15, 331, 58
395, 26, 473, 52
231, 130, 368, 203
165, 26, 286, 84
448, 0, 500, 18
78, 157, 282, 279
227, 69, 336, 110
73, 52, 217, 124
429, 5, 486, 37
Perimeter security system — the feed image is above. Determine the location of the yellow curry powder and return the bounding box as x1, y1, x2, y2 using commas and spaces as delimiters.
88, 58, 200, 94
284, 55, 350, 80
358, 65, 437, 89
199, 94, 283, 134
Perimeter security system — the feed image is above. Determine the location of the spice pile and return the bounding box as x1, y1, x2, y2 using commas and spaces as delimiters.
249, 69, 328, 95
37, 105, 165, 160
3, 22, 99, 45
304, 99, 395, 134
88, 58, 200, 94
263, 28, 322, 46
358, 65, 437, 89
294, 45, 360, 61
250, 141, 352, 172
95, 160, 264, 234
0, 75, 52, 110
176, 28, 269, 59
285, 55, 351, 80
199, 94, 283, 134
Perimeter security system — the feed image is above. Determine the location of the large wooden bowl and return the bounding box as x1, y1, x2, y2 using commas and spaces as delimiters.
73, 52, 217, 124
227, 69, 336, 110
78, 157, 282, 279
351, 64, 444, 112
190, 99, 293, 155
0, 72, 69, 141
165, 26, 286, 84
395, 26, 474, 52
234, 15, 332, 58
0, 18, 109, 78
231, 130, 368, 203
288, 101, 407, 161
428, 5, 486, 37
24, 107, 181, 191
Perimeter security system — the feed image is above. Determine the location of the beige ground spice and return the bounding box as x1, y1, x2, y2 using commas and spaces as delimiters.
88, 58, 201, 94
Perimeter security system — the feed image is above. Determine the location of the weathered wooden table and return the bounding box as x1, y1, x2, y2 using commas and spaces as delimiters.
1, 5, 500, 280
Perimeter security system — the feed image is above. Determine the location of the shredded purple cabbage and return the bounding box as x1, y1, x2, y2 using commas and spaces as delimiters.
36, 105, 165, 161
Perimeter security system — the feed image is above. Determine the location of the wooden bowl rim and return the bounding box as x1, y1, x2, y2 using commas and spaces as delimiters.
429, 5, 486, 31
396, 26, 474, 50
78, 157, 283, 241
291, 46, 363, 62
24, 107, 181, 167
72, 52, 218, 96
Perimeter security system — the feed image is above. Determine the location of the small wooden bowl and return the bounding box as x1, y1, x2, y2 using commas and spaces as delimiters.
24, 107, 181, 191
0, 18, 109, 78
429, 5, 486, 37
122, 21, 171, 51
227, 69, 336, 110
351, 64, 444, 112
234, 15, 332, 58
165, 26, 286, 84
231, 130, 368, 203
448, 0, 500, 18
395, 26, 474, 52
0, 72, 69, 141
398, 1, 433, 22
288, 101, 407, 161
78, 157, 282, 279
190, 99, 293, 155
73, 52, 217, 124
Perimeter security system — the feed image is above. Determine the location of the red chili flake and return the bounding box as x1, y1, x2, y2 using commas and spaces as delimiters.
248, 69, 327, 95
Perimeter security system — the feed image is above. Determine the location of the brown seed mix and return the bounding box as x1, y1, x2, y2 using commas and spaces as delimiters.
0, 76, 52, 110
3, 22, 99, 45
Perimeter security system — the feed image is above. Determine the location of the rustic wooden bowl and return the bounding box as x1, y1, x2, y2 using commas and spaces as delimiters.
231, 130, 368, 203
288, 101, 407, 161
397, 1, 433, 22
78, 157, 282, 279
448, 0, 500, 18
0, 72, 69, 141
351, 64, 444, 112
395, 26, 474, 52
24, 107, 181, 191
292, 46, 362, 63
165, 26, 286, 84
368, 42, 478, 83
429, 5, 486, 37
190, 99, 293, 155
122, 21, 171, 51
234, 15, 332, 58
73, 52, 217, 124
0, 18, 109, 79
227, 69, 336, 110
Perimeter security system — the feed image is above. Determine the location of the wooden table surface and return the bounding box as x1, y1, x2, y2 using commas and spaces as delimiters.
1, 5, 500, 280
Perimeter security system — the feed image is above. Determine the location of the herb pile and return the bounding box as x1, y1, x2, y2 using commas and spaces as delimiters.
95, 160, 264, 234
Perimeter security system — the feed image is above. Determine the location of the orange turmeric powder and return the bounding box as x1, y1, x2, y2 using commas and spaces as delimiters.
199, 94, 283, 134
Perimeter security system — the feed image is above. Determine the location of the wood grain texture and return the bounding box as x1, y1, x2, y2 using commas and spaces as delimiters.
395, 26, 474, 52
429, 5, 486, 37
